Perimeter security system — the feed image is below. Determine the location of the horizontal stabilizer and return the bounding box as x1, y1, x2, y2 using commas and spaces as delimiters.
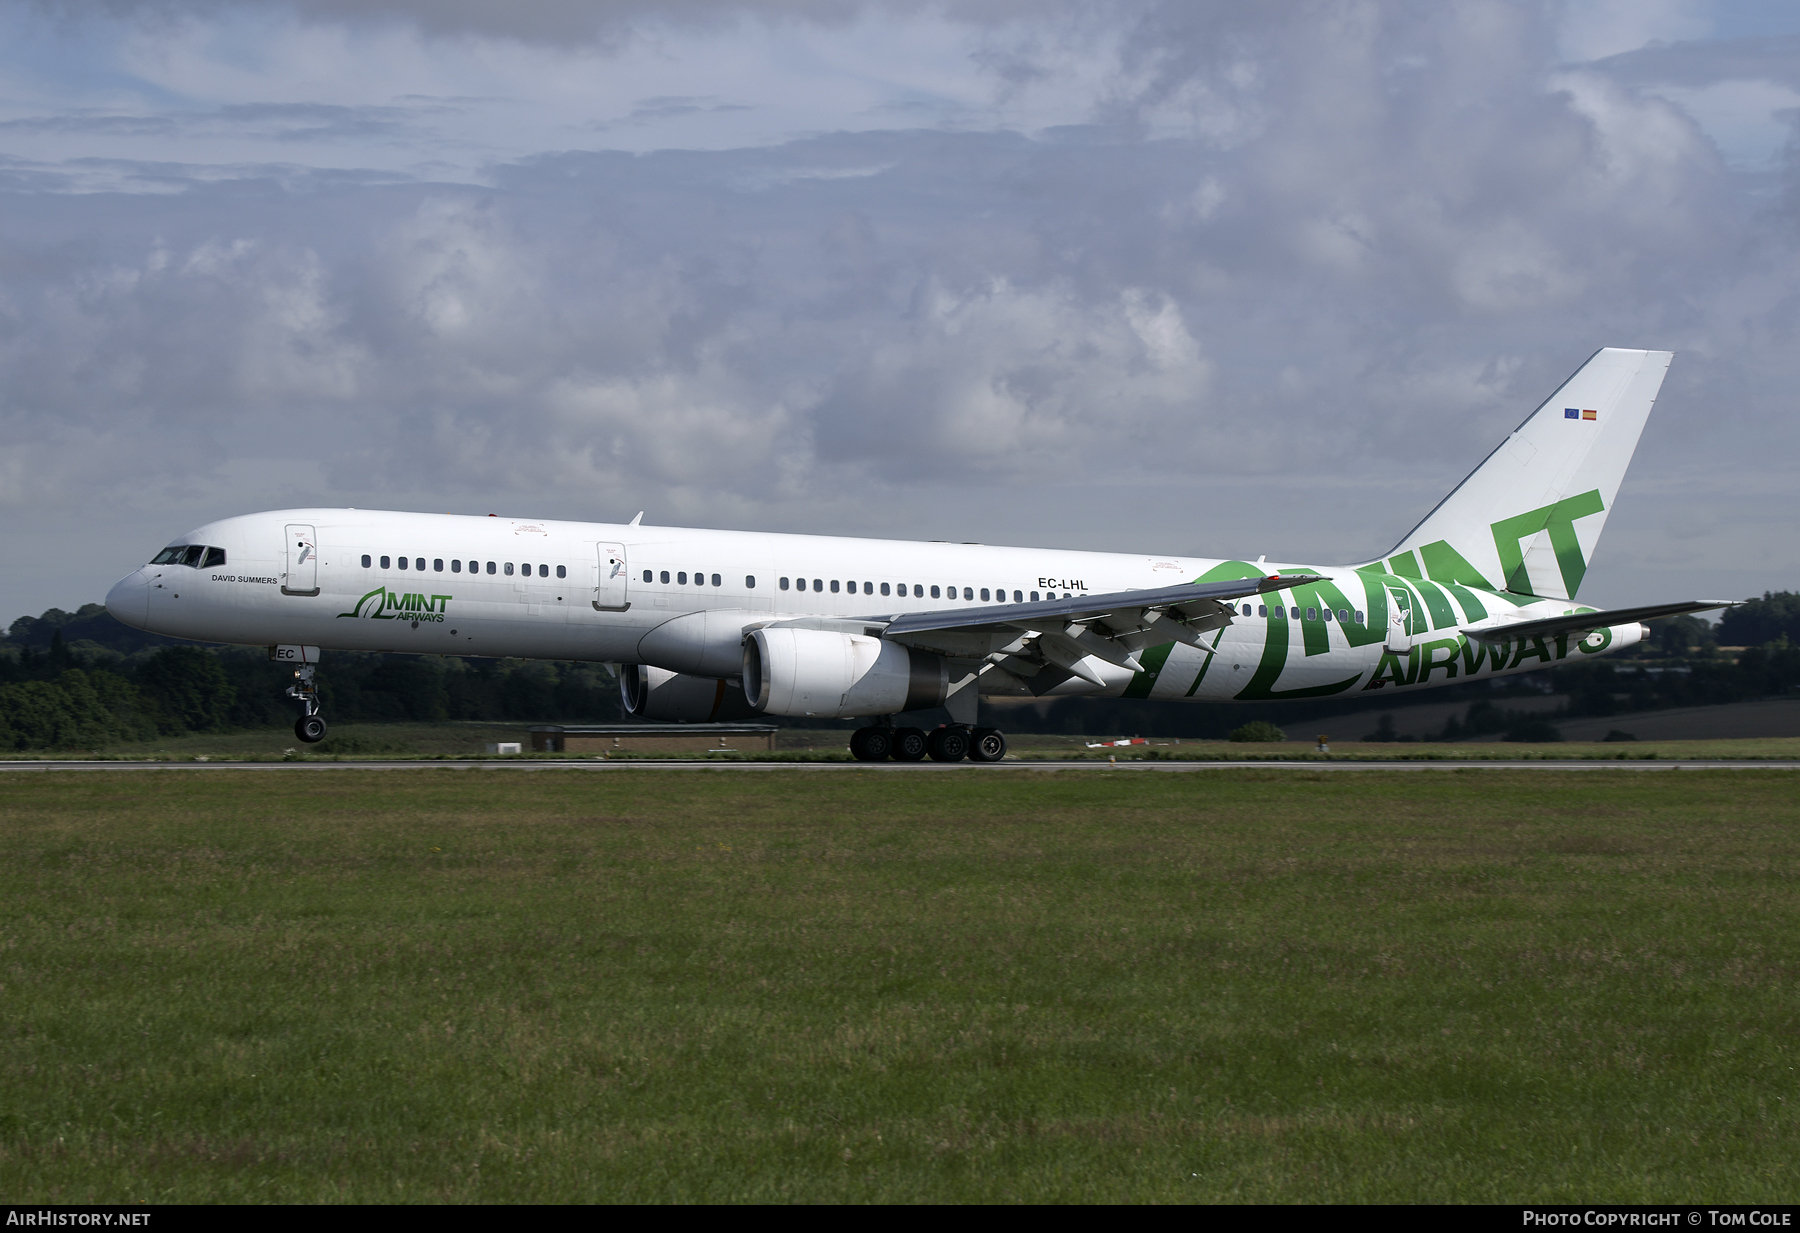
1461, 600, 1734, 645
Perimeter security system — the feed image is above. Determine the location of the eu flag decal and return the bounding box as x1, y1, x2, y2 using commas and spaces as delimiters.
1582, 408, 1597, 420
1565, 407, 1580, 419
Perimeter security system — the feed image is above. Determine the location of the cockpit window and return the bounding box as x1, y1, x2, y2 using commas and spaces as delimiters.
150, 544, 225, 568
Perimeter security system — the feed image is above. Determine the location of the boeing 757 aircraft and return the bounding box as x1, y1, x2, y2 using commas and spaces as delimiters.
106, 348, 1727, 761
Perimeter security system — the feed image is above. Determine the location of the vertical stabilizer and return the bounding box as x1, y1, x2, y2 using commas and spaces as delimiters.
1380, 348, 1671, 601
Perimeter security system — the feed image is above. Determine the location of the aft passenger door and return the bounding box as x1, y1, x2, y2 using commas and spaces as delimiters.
1383, 584, 1414, 653
595, 543, 630, 611
282, 524, 319, 596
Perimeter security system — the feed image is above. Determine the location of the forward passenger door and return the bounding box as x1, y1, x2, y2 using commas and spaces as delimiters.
282, 524, 319, 596
595, 543, 630, 611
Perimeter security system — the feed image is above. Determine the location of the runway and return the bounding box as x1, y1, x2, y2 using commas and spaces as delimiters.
2, 759, 1796, 773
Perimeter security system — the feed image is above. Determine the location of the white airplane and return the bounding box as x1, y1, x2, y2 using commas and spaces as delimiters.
105, 348, 1728, 761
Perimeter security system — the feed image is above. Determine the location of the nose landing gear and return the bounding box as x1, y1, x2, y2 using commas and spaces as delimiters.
286, 665, 328, 743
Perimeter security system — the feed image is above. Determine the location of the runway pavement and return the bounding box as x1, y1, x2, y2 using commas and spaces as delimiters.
2, 759, 1796, 773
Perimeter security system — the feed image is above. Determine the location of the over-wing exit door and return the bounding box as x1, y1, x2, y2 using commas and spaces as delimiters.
594, 543, 630, 611
283, 524, 319, 596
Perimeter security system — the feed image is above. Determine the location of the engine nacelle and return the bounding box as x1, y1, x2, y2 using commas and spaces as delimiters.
620, 664, 766, 723
743, 628, 946, 718
636, 608, 762, 678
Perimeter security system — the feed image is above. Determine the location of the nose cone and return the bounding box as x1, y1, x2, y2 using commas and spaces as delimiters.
105, 569, 151, 630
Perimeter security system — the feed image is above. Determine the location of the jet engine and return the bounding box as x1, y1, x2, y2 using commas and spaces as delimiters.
743, 628, 946, 718
620, 664, 766, 723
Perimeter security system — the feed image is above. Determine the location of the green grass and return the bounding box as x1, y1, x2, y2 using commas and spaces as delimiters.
5, 722, 1798, 762
1, 770, 1796, 1201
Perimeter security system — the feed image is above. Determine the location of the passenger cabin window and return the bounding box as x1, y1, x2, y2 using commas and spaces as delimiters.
831, 580, 840, 593
745, 575, 756, 589
863, 582, 872, 595
1337, 608, 1350, 623
813, 579, 823, 592
1013, 590, 1023, 603
504, 563, 515, 576
677, 572, 687, 584
963, 587, 973, 600
1323, 609, 1334, 622
486, 562, 496, 574
1031, 591, 1040, 602
362, 554, 372, 568
880, 582, 890, 596
930, 585, 940, 598
711, 573, 720, 587
1306, 607, 1318, 620
381, 556, 392, 569
434, 559, 444, 572
643, 569, 652, 583
780, 577, 790, 590
452, 560, 462, 573
557, 566, 566, 579
1353, 610, 1364, 624
398, 556, 408, 570
661, 571, 670, 583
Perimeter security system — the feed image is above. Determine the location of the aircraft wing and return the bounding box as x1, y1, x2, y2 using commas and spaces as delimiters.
866, 573, 1326, 690
1460, 600, 1735, 645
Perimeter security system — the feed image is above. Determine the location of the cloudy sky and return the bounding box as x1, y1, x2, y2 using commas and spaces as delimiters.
4, 0, 1799, 620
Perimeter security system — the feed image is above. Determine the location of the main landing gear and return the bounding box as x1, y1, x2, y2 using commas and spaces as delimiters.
849, 724, 1007, 763
286, 664, 328, 744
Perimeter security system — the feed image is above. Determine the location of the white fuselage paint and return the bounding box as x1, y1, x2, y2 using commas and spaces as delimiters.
104, 507, 1638, 705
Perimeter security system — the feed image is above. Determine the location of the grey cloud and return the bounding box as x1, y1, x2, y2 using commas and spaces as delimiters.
1592, 33, 1800, 87
0, 102, 448, 146
32, 0, 939, 44
599, 96, 757, 129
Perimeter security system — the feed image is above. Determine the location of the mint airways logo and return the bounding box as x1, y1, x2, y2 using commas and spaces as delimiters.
1491, 489, 1605, 598
337, 588, 451, 622
1387, 488, 1607, 600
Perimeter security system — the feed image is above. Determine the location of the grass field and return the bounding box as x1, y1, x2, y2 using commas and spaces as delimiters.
1, 770, 1795, 1202
6, 721, 1800, 762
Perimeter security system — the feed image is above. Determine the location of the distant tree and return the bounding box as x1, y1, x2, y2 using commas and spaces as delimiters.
1363, 714, 1398, 742
134, 646, 236, 733
1648, 613, 1716, 657
1229, 720, 1286, 743
1718, 592, 1800, 647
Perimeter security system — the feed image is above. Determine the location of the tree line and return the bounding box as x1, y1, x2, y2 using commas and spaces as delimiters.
4, 592, 1797, 750
0, 604, 622, 751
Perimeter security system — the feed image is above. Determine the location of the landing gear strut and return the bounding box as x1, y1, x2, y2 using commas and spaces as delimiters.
286, 665, 328, 744
848, 724, 1006, 763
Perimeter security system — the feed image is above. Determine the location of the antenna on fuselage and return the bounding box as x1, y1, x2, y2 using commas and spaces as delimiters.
628, 511, 644, 526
